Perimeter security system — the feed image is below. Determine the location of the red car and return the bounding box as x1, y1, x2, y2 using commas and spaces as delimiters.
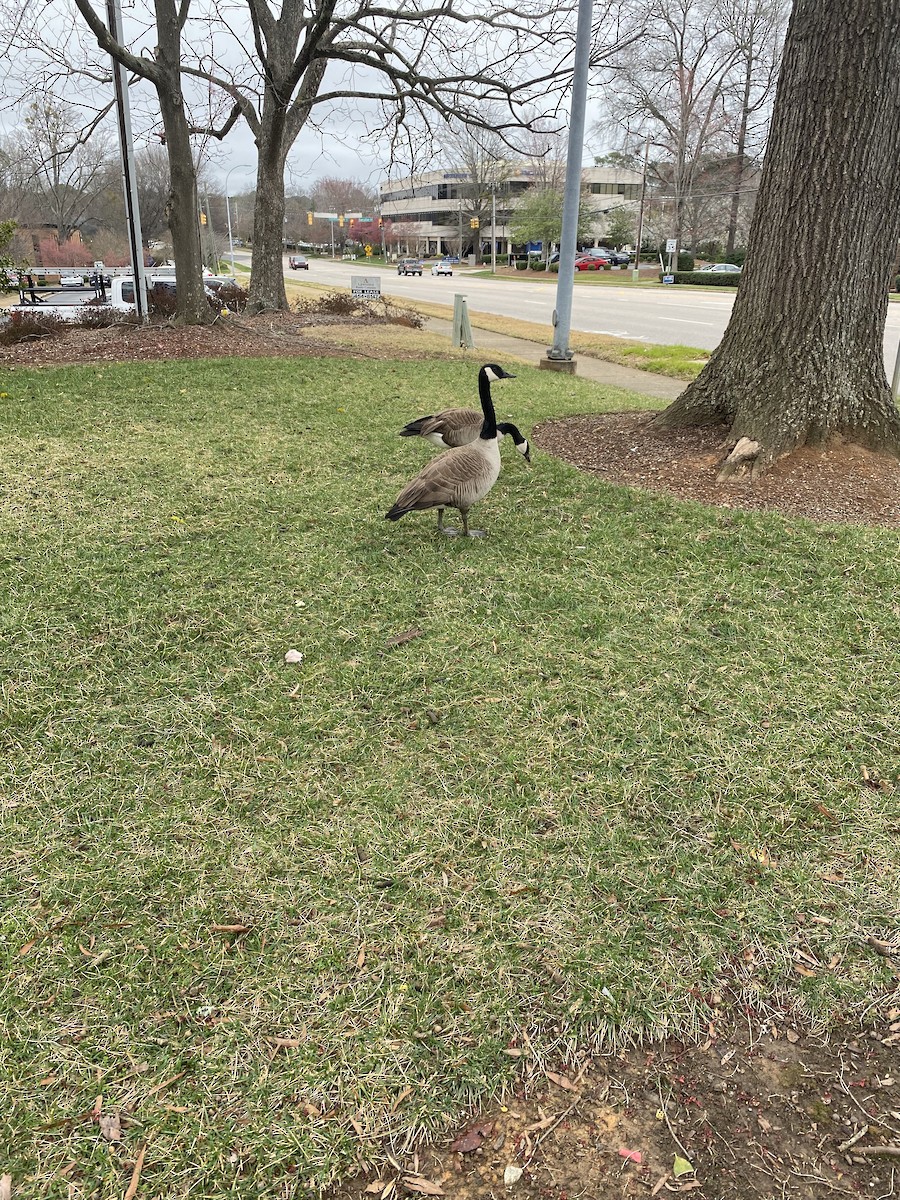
574, 254, 609, 271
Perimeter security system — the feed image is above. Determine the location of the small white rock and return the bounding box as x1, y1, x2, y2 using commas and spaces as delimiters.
284, 649, 304, 664
503, 1165, 523, 1187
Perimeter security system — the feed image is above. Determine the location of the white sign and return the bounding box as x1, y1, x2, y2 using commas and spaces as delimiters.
665, 238, 677, 254
662, 274, 675, 284
351, 275, 381, 298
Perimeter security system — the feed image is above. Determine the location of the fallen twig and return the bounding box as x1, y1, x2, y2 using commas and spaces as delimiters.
837, 1125, 869, 1153
657, 1080, 693, 1163
855, 1146, 900, 1159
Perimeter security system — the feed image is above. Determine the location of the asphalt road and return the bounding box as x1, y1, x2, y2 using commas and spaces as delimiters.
279, 254, 900, 375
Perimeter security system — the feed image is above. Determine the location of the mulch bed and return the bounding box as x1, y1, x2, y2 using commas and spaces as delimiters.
534, 411, 900, 529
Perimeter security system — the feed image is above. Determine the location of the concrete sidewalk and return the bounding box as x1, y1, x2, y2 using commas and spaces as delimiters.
424, 315, 686, 401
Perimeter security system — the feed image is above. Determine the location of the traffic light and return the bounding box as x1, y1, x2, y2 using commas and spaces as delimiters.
378, 217, 384, 229
199, 212, 207, 226
307, 211, 313, 225
338, 214, 344, 227
469, 217, 480, 229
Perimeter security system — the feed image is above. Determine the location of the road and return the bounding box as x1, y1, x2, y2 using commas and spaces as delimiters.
276, 254, 900, 375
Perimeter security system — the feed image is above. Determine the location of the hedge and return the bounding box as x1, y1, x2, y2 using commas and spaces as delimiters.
660, 271, 741, 286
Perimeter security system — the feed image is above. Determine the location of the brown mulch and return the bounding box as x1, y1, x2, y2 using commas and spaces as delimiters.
534, 411, 900, 528
331, 1004, 900, 1200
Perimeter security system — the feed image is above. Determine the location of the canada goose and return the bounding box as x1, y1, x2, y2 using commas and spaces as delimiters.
399, 408, 531, 463
385, 363, 517, 537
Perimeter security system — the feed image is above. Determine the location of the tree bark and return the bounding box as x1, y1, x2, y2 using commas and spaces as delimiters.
247, 107, 290, 314
654, 0, 900, 473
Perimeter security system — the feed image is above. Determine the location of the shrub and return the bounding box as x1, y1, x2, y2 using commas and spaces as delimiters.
216, 283, 248, 313
529, 260, 547, 272
0, 311, 69, 345
724, 249, 746, 267
660, 271, 741, 286
895, 274, 900, 293
677, 252, 695, 272
515, 260, 528, 271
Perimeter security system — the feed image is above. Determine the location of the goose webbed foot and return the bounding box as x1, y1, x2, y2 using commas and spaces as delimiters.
466, 529, 486, 538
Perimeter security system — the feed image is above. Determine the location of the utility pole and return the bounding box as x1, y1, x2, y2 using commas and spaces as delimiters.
106, 0, 147, 320
491, 190, 497, 274
632, 136, 651, 283
541, 0, 592, 373
458, 196, 464, 260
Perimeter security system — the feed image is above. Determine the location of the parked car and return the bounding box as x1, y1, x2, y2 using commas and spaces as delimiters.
397, 258, 424, 275
593, 246, 631, 266
696, 262, 742, 273
573, 255, 607, 271
431, 260, 453, 276
59, 273, 85, 288
288, 256, 309, 269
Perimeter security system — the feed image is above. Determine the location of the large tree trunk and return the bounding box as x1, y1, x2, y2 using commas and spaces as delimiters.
654, 0, 900, 474
247, 129, 289, 314
154, 0, 212, 325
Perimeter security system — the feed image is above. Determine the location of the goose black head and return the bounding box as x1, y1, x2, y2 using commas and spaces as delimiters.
481, 364, 516, 383
497, 422, 531, 464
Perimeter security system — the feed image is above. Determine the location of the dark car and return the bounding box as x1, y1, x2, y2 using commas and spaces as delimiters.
397, 258, 424, 275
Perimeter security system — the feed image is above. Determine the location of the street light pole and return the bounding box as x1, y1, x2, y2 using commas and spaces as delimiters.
491, 190, 497, 274
542, 0, 593, 371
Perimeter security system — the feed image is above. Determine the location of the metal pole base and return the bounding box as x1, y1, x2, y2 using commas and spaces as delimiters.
539, 356, 577, 374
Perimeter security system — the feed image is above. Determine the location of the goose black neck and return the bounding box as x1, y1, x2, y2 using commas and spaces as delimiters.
497, 422, 525, 446
478, 370, 498, 440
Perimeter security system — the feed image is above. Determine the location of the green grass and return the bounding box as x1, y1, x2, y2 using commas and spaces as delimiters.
1, 357, 898, 1194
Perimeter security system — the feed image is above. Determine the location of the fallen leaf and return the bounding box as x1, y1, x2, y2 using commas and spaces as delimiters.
618, 1148, 642, 1164
385, 628, 424, 649
673, 1154, 694, 1178
523, 1115, 554, 1133
794, 963, 817, 977
402, 1176, 444, 1195
210, 924, 252, 934
18, 938, 37, 956
451, 1121, 493, 1153
503, 1165, 524, 1186
545, 1070, 577, 1091
757, 1116, 772, 1133
786, 1029, 800, 1044
651, 1176, 669, 1197
99, 1113, 122, 1142
284, 649, 304, 664
365, 1181, 387, 1194
0, 1175, 10, 1200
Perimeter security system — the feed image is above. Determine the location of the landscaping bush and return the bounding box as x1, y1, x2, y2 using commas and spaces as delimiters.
0, 310, 69, 345
724, 249, 746, 267
515, 259, 528, 271
660, 271, 741, 286
215, 283, 249, 313
677, 252, 695, 272
895, 274, 900, 293
529, 260, 547, 271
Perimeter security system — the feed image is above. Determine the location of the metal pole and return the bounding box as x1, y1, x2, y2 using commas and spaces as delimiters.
632, 135, 650, 283
458, 197, 463, 260
106, 0, 147, 320
491, 191, 497, 274
226, 194, 235, 276
545, 0, 593, 364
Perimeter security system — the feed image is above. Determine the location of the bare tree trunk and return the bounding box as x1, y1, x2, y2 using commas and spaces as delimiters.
654, 0, 900, 474
247, 131, 289, 313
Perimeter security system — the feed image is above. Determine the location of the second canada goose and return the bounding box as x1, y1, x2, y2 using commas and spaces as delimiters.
399, 408, 531, 463
385, 363, 517, 537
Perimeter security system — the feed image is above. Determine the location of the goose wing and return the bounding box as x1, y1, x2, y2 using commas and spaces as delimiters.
399, 408, 482, 445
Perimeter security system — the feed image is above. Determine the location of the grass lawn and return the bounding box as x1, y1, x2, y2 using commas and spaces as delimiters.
2, 356, 898, 1194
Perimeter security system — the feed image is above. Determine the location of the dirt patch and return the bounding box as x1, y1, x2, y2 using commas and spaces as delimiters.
534, 411, 900, 528
333, 1004, 900, 1200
